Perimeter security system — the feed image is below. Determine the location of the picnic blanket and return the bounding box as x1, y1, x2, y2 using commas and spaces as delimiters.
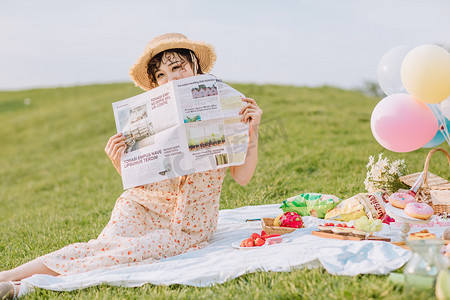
19, 204, 424, 296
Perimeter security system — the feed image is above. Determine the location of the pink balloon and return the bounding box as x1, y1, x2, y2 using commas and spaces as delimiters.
371, 94, 438, 152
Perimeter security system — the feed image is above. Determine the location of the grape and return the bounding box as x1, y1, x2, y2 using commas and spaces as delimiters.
354, 216, 382, 233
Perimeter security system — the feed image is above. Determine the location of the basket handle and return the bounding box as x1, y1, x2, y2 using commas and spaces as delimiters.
422, 147, 450, 187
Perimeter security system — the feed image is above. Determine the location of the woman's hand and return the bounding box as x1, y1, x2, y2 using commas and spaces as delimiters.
230, 97, 262, 186
105, 133, 126, 175
239, 97, 263, 138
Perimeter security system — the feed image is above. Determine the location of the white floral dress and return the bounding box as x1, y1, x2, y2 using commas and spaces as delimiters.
41, 168, 227, 275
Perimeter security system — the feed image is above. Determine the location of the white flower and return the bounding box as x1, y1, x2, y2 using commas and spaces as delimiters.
388, 165, 397, 175
366, 155, 375, 168
364, 153, 407, 193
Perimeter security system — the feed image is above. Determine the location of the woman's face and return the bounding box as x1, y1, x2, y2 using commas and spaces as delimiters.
154, 51, 195, 86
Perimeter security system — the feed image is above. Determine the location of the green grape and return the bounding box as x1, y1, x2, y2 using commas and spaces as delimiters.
354, 216, 382, 233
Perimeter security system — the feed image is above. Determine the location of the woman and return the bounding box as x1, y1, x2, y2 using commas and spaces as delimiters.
0, 33, 262, 298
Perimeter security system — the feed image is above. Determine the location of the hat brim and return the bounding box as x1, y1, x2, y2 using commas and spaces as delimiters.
129, 38, 216, 91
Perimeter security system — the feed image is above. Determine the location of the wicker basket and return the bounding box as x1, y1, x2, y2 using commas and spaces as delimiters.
261, 218, 296, 235
399, 147, 450, 214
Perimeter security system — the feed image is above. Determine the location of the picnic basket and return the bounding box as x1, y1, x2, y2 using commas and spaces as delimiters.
261, 218, 296, 235
399, 147, 450, 214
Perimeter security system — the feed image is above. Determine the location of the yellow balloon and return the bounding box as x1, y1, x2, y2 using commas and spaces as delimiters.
401, 44, 450, 103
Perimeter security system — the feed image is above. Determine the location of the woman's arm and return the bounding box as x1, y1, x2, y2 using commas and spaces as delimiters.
229, 97, 263, 186
105, 133, 126, 176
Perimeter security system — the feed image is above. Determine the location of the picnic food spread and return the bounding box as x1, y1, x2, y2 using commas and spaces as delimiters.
242, 148, 450, 298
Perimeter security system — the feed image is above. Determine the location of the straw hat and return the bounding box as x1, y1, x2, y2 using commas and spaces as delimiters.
129, 33, 216, 91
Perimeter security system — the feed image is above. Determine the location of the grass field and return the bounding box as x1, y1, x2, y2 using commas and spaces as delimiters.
1, 81, 449, 299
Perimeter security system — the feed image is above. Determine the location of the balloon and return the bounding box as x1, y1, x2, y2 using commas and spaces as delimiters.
439, 96, 450, 119
423, 104, 450, 148
371, 94, 438, 152
377, 45, 413, 96
401, 44, 450, 103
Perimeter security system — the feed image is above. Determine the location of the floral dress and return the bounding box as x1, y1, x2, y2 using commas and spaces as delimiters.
41, 168, 227, 275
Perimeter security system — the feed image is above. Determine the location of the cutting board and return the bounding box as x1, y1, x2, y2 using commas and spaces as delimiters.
311, 231, 391, 242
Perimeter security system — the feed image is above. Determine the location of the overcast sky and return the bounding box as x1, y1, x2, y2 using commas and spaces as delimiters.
1, 0, 449, 91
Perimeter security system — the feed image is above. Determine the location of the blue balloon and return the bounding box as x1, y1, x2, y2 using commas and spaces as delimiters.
423, 104, 449, 148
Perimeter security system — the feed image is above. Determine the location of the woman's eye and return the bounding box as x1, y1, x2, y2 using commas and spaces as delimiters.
156, 73, 164, 78
173, 65, 181, 71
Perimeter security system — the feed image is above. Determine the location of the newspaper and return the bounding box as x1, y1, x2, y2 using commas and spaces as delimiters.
112, 74, 249, 189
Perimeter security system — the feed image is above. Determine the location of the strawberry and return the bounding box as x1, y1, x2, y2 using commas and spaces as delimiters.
251, 233, 261, 240
336, 223, 343, 227
343, 224, 347, 228
254, 237, 265, 247
244, 238, 254, 247
240, 240, 247, 247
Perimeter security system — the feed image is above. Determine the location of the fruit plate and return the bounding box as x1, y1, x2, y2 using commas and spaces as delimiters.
231, 238, 290, 250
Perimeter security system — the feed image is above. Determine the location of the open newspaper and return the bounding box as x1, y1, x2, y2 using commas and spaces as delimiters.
112, 74, 249, 189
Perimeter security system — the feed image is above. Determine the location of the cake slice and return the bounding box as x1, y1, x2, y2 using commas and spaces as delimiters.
408, 229, 436, 241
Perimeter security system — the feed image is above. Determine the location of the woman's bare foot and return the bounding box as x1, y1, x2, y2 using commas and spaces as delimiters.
0, 281, 17, 299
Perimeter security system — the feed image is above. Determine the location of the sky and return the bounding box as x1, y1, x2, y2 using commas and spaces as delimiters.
0, 0, 449, 91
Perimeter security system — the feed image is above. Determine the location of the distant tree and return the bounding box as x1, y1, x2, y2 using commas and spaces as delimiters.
358, 81, 385, 99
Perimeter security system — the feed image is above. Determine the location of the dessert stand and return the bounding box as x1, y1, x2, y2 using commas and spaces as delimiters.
385, 203, 433, 242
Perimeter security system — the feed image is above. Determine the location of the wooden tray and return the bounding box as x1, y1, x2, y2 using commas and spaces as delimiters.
311, 231, 391, 242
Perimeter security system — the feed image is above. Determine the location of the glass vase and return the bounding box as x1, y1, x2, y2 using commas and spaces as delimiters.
404, 239, 447, 291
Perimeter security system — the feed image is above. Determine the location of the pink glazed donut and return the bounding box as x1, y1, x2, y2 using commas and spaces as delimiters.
404, 202, 434, 220
388, 192, 415, 209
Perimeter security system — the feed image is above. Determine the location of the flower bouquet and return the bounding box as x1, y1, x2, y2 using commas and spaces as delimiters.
364, 153, 409, 194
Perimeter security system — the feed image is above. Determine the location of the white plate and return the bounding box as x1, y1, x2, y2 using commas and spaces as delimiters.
232, 238, 289, 249
385, 203, 433, 224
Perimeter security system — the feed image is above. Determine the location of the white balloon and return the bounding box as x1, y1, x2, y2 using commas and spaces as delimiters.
439, 97, 450, 119
377, 45, 414, 96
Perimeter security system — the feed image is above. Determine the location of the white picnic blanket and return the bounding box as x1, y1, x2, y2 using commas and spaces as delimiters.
20, 204, 431, 296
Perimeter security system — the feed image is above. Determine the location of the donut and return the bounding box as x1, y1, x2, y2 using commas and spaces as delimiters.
404, 202, 434, 220
388, 192, 415, 209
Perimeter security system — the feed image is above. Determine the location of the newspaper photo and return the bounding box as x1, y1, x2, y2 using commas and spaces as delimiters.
112, 74, 249, 189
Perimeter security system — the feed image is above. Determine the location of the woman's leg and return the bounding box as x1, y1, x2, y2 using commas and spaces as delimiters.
0, 258, 59, 282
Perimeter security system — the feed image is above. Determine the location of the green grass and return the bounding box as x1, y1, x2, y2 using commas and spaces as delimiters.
1, 82, 448, 299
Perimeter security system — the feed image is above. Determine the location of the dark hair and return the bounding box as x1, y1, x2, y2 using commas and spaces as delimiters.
146, 48, 203, 85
